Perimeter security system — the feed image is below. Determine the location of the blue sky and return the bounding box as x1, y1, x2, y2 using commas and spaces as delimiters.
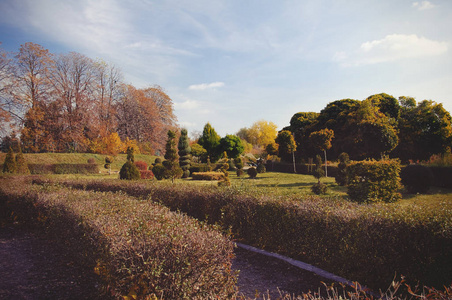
1, 0, 451, 137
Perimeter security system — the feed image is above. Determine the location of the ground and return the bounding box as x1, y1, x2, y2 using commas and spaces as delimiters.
0, 226, 332, 300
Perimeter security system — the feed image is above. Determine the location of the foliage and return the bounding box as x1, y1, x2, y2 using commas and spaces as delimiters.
126, 146, 135, 163
275, 130, 297, 163
139, 170, 154, 179
2, 147, 16, 173
178, 129, 191, 176
119, 161, 140, 180
309, 128, 334, 152
426, 152, 452, 167
46, 178, 452, 291
152, 164, 166, 180
15, 146, 30, 174
347, 159, 402, 203
218, 134, 244, 158
192, 172, 225, 181
256, 163, 266, 173
311, 182, 327, 195
247, 167, 258, 178
312, 155, 325, 181
234, 157, 244, 170
1, 179, 236, 299
236, 169, 244, 177
134, 160, 148, 170
190, 143, 207, 162
198, 123, 220, 162
401, 164, 434, 194
236, 120, 278, 148
335, 152, 350, 186
163, 130, 183, 182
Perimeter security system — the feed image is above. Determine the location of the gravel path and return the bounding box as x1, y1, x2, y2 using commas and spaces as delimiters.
0, 226, 332, 299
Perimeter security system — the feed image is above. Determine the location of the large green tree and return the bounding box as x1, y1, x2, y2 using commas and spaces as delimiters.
309, 128, 334, 177
275, 130, 297, 172
218, 135, 244, 158
198, 122, 221, 161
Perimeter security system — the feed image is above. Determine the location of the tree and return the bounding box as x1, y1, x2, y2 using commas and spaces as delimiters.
198, 123, 220, 161
190, 143, 207, 163
311, 154, 327, 194
119, 147, 140, 180
2, 147, 16, 173
237, 120, 278, 148
163, 130, 182, 182
275, 130, 297, 173
218, 135, 244, 158
309, 128, 334, 177
0, 44, 17, 134
15, 146, 30, 174
178, 128, 191, 177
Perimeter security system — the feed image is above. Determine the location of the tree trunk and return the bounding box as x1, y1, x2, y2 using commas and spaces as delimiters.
324, 150, 328, 177
292, 151, 297, 173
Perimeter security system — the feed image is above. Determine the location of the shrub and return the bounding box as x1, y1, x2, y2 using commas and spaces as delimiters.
312, 155, 324, 182
311, 182, 327, 195
54, 164, 100, 174
2, 147, 16, 173
15, 148, 30, 174
139, 170, 154, 179
247, 167, 257, 179
182, 169, 190, 178
134, 160, 148, 171
256, 163, 266, 173
87, 158, 96, 164
335, 152, 350, 186
192, 172, 225, 181
119, 161, 140, 180
401, 164, 434, 194
152, 164, 166, 180
347, 159, 402, 203
154, 157, 162, 164
234, 157, 244, 170
236, 169, 244, 177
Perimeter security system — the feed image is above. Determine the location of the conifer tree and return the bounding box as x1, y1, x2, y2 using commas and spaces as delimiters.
178, 128, 191, 178
15, 146, 30, 174
163, 130, 182, 182
119, 147, 140, 180
2, 147, 16, 173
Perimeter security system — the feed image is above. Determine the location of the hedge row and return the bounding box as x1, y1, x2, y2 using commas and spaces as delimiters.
4, 163, 101, 174
0, 178, 236, 299
192, 172, 225, 181
41, 178, 452, 291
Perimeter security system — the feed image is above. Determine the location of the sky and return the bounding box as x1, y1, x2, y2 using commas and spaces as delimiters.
1, 0, 451, 137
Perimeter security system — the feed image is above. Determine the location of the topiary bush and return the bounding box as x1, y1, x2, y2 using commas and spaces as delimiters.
247, 167, 257, 179
311, 182, 327, 195
15, 147, 30, 174
401, 164, 434, 194
119, 161, 140, 180
152, 164, 166, 180
335, 152, 350, 186
236, 169, 244, 177
2, 147, 16, 174
192, 172, 225, 181
347, 159, 401, 203
87, 158, 96, 164
257, 163, 266, 173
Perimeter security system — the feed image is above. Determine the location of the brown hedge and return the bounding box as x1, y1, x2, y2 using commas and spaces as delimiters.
192, 172, 225, 181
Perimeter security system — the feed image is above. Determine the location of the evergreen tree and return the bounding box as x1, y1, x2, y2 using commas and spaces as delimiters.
198, 122, 220, 162
15, 146, 30, 174
163, 130, 183, 182
119, 147, 140, 180
2, 147, 16, 174
178, 128, 191, 178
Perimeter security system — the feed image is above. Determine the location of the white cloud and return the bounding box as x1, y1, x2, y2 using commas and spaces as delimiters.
188, 82, 225, 90
334, 34, 448, 66
412, 1, 436, 11
174, 99, 200, 110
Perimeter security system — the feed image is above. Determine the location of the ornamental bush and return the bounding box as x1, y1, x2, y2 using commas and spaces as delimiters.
15, 147, 30, 174
192, 172, 225, 181
2, 147, 16, 174
335, 152, 350, 186
134, 160, 148, 171
311, 182, 327, 195
347, 159, 401, 203
119, 161, 140, 180
401, 164, 434, 194
139, 170, 154, 179
257, 163, 266, 173
152, 164, 166, 180
247, 167, 257, 179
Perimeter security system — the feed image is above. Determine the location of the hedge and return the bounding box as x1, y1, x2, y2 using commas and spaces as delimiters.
7, 163, 101, 174
0, 178, 236, 299
38, 178, 452, 291
191, 172, 225, 181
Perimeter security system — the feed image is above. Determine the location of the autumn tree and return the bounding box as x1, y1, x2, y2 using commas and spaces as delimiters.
198, 122, 221, 162
236, 120, 278, 148
0, 44, 17, 134
309, 128, 334, 177
275, 130, 297, 173
178, 128, 191, 177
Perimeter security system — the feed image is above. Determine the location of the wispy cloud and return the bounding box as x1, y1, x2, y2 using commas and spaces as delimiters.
412, 1, 436, 11
188, 82, 225, 90
334, 34, 448, 66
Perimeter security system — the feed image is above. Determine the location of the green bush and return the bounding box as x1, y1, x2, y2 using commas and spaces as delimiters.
347, 159, 402, 203
182, 169, 190, 178
234, 157, 244, 170
154, 157, 162, 164
247, 167, 257, 178
119, 161, 140, 180
401, 164, 434, 194
335, 152, 350, 186
15, 148, 30, 174
54, 164, 100, 174
152, 164, 166, 180
189, 164, 210, 173
257, 163, 266, 173
192, 172, 225, 181
311, 181, 327, 195
2, 147, 16, 173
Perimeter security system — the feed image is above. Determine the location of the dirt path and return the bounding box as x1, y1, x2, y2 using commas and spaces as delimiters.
0, 226, 332, 299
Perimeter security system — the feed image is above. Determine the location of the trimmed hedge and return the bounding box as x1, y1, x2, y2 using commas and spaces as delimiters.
40, 178, 452, 291
347, 159, 402, 203
192, 172, 225, 181
24, 163, 100, 174
0, 178, 236, 299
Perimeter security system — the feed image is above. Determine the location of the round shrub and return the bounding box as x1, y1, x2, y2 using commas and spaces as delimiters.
152, 164, 166, 180
236, 169, 244, 177
119, 161, 140, 180
154, 157, 162, 164
134, 160, 148, 171
256, 164, 266, 173
182, 169, 190, 178
87, 158, 96, 164
401, 164, 434, 194
311, 182, 328, 195
139, 170, 154, 179
247, 167, 257, 179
